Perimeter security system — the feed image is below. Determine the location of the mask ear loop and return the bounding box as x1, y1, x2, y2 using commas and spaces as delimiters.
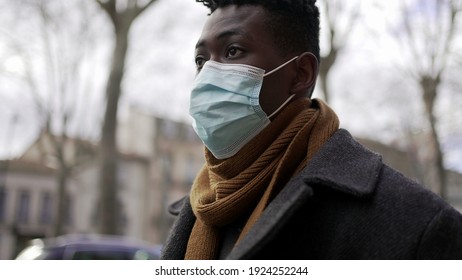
263, 56, 299, 77
268, 93, 296, 119
265, 56, 299, 119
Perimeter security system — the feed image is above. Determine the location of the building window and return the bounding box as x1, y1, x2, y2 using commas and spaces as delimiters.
0, 187, 6, 223
161, 120, 178, 140
161, 154, 173, 185
16, 191, 30, 224
64, 195, 73, 226
116, 161, 127, 190
185, 155, 196, 185
39, 193, 53, 225
186, 126, 199, 142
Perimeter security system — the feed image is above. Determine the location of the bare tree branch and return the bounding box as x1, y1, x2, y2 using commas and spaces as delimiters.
2, 0, 102, 235
391, 0, 462, 198
96, 0, 118, 24
135, 0, 157, 17
319, 0, 362, 102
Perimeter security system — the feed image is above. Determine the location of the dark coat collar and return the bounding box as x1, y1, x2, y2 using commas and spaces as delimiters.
227, 129, 383, 259
301, 128, 382, 198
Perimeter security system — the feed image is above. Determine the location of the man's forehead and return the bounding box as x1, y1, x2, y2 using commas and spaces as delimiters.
196, 5, 267, 47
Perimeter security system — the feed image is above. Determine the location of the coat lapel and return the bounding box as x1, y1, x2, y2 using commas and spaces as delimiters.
226, 175, 314, 259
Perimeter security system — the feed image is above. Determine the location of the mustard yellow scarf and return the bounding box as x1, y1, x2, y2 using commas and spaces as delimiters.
186, 98, 339, 259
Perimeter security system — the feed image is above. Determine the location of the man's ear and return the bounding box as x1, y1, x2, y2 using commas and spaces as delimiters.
291, 52, 318, 94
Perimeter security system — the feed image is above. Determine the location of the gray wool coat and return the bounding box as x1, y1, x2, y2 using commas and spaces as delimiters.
161, 129, 462, 259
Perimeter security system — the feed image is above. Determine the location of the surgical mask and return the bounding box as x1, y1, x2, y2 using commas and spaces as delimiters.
189, 56, 298, 159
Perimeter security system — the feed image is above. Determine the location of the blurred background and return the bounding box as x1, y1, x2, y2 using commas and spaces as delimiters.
0, 0, 461, 259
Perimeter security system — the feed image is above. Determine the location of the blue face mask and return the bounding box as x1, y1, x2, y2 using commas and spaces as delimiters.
189, 57, 298, 159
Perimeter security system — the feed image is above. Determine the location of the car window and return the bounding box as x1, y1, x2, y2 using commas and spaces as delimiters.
71, 250, 133, 260
42, 247, 65, 260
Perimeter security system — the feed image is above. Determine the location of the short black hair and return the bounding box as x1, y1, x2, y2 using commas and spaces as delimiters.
196, 0, 320, 62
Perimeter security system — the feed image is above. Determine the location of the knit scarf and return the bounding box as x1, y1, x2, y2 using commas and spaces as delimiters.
185, 98, 339, 259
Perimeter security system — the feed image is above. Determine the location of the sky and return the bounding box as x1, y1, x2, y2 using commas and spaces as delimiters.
0, 0, 460, 171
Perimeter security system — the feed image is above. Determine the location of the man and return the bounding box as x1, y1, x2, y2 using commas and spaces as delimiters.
161, 0, 462, 259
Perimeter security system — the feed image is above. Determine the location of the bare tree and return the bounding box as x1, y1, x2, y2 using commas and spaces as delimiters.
95, 0, 158, 235
318, 0, 361, 103
393, 0, 461, 199
1, 0, 100, 236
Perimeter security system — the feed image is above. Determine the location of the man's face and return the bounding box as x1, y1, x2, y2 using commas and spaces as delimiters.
194, 5, 297, 116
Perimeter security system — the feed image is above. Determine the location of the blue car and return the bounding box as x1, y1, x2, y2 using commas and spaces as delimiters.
15, 234, 162, 260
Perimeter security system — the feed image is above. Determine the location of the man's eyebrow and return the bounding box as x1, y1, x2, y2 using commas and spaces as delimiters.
195, 29, 251, 49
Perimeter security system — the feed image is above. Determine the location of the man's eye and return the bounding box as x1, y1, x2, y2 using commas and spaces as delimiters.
195, 57, 206, 69
226, 47, 242, 58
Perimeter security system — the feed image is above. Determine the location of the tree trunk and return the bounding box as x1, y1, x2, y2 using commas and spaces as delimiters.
318, 68, 330, 103
99, 24, 130, 235
95, 0, 158, 235
319, 49, 337, 103
420, 76, 447, 199
428, 112, 447, 199
53, 163, 68, 236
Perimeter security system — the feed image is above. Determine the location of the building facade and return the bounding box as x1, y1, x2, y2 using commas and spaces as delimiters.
0, 107, 204, 259
0, 160, 69, 259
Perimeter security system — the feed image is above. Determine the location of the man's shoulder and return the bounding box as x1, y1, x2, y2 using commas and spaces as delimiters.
301, 128, 456, 214
376, 163, 454, 216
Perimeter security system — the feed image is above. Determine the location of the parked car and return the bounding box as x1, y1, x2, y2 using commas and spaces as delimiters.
15, 234, 162, 260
